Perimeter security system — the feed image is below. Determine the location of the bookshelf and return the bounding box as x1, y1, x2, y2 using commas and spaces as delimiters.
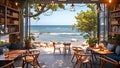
0, 0, 20, 43
109, 4, 120, 36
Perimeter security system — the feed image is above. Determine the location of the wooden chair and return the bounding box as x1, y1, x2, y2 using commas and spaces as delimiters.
53, 42, 61, 54
74, 52, 92, 68
0, 61, 14, 68
22, 49, 41, 68
99, 55, 120, 68
71, 46, 83, 62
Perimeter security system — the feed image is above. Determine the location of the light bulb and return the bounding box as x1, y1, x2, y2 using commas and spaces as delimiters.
109, 0, 112, 3
70, 4, 75, 11
15, 2, 18, 6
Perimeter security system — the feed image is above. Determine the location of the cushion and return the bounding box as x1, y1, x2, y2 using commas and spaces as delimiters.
106, 43, 115, 51
0, 47, 3, 55
8, 43, 24, 50
115, 46, 120, 55
107, 54, 120, 62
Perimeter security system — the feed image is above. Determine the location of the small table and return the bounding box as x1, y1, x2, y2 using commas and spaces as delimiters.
0, 50, 26, 61
90, 48, 113, 55
90, 47, 113, 67
0, 50, 26, 67
63, 42, 71, 55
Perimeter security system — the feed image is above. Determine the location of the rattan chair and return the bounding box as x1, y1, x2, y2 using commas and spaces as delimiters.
99, 55, 120, 68
22, 49, 41, 68
71, 46, 83, 62
74, 52, 92, 68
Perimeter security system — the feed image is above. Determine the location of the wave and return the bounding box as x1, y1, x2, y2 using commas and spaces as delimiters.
49, 32, 80, 36
32, 32, 81, 36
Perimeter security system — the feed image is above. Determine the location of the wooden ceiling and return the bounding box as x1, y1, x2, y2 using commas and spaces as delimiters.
18, 0, 117, 4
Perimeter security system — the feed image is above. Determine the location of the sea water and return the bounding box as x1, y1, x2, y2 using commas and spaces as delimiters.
30, 25, 85, 44
0, 25, 85, 45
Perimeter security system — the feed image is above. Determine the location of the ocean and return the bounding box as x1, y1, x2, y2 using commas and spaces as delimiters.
0, 25, 85, 44
30, 25, 85, 43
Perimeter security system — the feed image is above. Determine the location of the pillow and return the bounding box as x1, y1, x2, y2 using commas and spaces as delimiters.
8, 43, 23, 50
106, 43, 115, 51
0, 47, 3, 55
115, 46, 120, 55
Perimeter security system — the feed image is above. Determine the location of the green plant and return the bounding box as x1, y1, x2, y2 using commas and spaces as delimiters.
107, 35, 120, 45
107, 35, 116, 44
72, 4, 98, 45
0, 41, 6, 46
86, 36, 98, 44
83, 33, 97, 45
24, 35, 35, 42
114, 35, 120, 45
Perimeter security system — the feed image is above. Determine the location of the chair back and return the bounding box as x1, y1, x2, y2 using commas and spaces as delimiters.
53, 42, 56, 48
0, 61, 14, 68
29, 49, 40, 60
74, 52, 92, 63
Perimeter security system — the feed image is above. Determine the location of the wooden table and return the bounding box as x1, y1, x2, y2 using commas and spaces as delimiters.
0, 50, 26, 61
90, 48, 113, 55
90, 47, 113, 67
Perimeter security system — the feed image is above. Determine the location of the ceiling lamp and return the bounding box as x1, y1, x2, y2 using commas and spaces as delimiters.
70, 4, 75, 11
15, 1, 18, 6
109, 0, 112, 3
38, 4, 42, 11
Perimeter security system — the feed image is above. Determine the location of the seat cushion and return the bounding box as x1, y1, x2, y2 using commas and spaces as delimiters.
106, 43, 116, 52
7, 43, 24, 50
107, 54, 120, 62
0, 47, 3, 55
115, 46, 120, 55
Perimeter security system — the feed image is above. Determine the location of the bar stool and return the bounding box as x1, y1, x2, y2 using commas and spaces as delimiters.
53, 42, 61, 54
63, 42, 71, 55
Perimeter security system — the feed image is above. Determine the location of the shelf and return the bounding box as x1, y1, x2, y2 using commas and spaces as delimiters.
110, 9, 120, 13
111, 24, 120, 26
0, 4, 5, 7
9, 32, 20, 34
110, 16, 120, 18
110, 32, 120, 34
0, 0, 20, 43
7, 6, 19, 12
0, 13, 5, 17
7, 15, 19, 19
0, 22, 4, 25
7, 24, 19, 26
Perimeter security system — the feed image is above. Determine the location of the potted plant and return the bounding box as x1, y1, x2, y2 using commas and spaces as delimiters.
107, 35, 116, 44
24, 35, 35, 48
86, 36, 98, 47
83, 34, 98, 47
114, 35, 120, 45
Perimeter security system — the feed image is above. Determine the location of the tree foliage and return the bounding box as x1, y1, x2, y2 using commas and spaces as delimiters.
73, 4, 97, 38
18, 0, 65, 19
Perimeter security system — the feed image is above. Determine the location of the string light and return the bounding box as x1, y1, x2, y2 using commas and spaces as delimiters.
109, 0, 112, 3
15, 2, 18, 6
70, 4, 75, 11
38, 4, 42, 11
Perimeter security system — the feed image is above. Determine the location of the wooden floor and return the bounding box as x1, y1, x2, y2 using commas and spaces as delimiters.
14, 47, 114, 68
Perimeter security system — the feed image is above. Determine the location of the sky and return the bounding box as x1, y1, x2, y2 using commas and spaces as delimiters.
31, 4, 90, 25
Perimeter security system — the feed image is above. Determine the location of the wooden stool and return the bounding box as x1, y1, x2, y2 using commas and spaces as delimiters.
63, 42, 71, 55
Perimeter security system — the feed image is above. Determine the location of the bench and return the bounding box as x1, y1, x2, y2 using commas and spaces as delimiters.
100, 42, 120, 68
